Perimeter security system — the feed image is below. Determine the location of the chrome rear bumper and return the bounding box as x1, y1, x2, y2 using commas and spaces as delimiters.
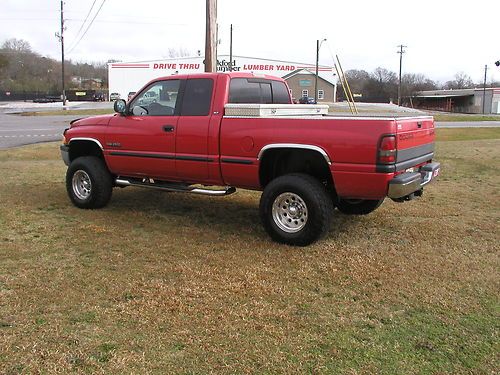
388, 162, 440, 200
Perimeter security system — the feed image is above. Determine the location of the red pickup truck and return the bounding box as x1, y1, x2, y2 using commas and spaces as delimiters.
61, 72, 440, 246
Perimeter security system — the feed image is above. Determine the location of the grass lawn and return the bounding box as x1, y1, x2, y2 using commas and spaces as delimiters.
0, 129, 499, 374
432, 114, 500, 122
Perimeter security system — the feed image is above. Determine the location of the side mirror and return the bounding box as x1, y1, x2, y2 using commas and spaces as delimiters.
114, 99, 127, 114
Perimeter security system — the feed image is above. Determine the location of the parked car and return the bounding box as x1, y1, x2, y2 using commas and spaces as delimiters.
109, 92, 120, 101
137, 91, 158, 105
299, 96, 316, 104
93, 92, 105, 101
127, 91, 137, 101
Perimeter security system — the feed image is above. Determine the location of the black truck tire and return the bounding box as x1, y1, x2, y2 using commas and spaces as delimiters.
66, 156, 113, 209
336, 198, 384, 215
260, 173, 333, 246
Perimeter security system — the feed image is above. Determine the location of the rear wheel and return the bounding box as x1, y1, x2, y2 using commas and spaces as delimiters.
66, 156, 113, 209
336, 198, 384, 215
260, 174, 333, 246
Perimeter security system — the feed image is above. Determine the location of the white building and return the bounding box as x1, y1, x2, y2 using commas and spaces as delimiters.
108, 55, 337, 101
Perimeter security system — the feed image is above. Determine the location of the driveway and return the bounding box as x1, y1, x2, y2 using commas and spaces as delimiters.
0, 113, 76, 149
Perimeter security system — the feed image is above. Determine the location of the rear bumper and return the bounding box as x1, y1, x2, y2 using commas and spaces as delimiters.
387, 162, 440, 199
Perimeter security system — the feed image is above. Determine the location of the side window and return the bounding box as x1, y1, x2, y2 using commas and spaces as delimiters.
180, 78, 214, 116
271, 81, 291, 104
130, 80, 180, 116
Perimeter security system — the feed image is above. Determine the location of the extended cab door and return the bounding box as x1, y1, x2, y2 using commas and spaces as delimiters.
105, 79, 181, 180
175, 77, 215, 181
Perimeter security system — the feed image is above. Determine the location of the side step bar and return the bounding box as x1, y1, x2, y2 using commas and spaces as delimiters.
115, 178, 236, 196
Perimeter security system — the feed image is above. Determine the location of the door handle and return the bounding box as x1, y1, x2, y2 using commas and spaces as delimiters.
163, 125, 175, 132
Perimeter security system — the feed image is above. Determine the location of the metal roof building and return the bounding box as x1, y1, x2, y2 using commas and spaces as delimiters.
412, 88, 500, 114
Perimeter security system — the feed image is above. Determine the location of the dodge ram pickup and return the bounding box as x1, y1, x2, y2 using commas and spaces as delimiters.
61, 72, 440, 246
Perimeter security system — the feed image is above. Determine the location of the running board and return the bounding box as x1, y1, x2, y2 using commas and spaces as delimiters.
114, 178, 236, 196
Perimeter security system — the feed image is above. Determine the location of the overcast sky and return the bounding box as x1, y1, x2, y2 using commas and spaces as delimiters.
1, 0, 499, 84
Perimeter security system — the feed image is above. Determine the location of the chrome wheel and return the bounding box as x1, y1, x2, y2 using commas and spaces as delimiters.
272, 192, 308, 233
72, 170, 92, 200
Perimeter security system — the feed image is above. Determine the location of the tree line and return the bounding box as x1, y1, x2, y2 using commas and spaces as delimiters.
1, 38, 498, 102
340, 68, 500, 103
0, 38, 107, 94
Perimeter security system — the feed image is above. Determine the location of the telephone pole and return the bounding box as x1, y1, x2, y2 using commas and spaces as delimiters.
229, 24, 233, 71
315, 38, 326, 104
397, 44, 406, 106
205, 0, 217, 72
55, 0, 66, 107
482, 64, 488, 114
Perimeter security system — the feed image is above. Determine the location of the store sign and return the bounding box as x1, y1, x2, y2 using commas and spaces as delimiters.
299, 80, 312, 87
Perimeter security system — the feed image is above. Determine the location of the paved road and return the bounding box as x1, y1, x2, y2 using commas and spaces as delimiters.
0, 113, 77, 149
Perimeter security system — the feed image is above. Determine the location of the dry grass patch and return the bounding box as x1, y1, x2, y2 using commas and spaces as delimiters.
18, 108, 114, 117
0, 131, 499, 374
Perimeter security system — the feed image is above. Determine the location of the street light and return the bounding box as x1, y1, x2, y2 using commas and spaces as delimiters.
315, 38, 327, 104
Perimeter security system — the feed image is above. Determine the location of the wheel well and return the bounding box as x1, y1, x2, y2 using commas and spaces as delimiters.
68, 140, 103, 162
259, 148, 334, 189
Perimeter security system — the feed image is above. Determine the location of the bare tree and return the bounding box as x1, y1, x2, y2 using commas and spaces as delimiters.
444, 72, 474, 89
167, 48, 191, 58
2, 38, 33, 53
402, 73, 437, 97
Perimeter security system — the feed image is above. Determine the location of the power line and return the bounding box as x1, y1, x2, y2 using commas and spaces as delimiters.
67, 0, 107, 55
72, 0, 98, 44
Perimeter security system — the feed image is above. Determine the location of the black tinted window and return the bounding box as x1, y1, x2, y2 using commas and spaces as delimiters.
229, 78, 289, 104
271, 81, 291, 104
261, 82, 272, 104
229, 79, 261, 103
181, 78, 214, 116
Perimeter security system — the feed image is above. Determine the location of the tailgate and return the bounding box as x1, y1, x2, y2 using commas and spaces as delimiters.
395, 116, 435, 169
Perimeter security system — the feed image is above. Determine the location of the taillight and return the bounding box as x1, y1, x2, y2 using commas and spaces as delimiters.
378, 135, 397, 164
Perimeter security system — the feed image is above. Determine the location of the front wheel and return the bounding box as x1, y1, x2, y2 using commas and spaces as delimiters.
66, 156, 113, 209
260, 174, 333, 246
336, 198, 384, 215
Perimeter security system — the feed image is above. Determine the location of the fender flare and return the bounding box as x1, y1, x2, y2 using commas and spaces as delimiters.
257, 143, 332, 165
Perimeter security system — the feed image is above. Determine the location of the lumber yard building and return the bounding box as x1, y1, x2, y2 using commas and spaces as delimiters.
108, 55, 337, 102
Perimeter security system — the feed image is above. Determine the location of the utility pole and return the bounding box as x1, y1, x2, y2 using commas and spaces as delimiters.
59, 0, 66, 107
397, 44, 406, 106
205, 0, 217, 72
482, 64, 488, 114
229, 24, 233, 71
314, 39, 326, 104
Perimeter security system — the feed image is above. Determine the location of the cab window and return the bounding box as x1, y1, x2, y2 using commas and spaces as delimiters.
130, 80, 180, 116
180, 78, 214, 116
